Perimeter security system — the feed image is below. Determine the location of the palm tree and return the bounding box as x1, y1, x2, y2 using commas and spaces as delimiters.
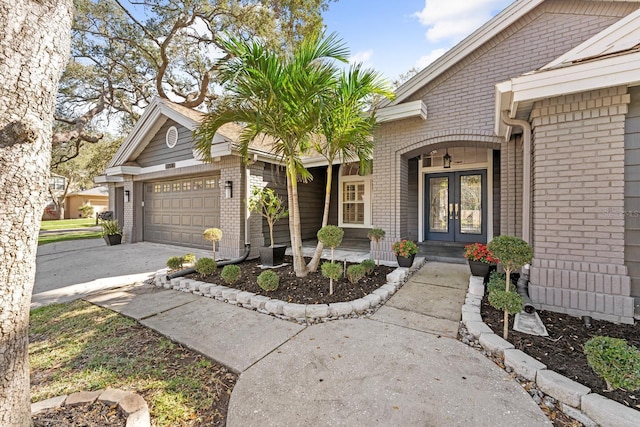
195, 33, 348, 277
306, 65, 394, 271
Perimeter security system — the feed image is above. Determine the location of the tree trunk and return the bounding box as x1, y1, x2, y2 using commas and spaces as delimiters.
0, 1, 73, 424
306, 164, 333, 272
286, 159, 307, 277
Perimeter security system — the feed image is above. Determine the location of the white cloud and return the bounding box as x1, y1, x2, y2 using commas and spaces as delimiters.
350, 49, 374, 65
414, 0, 511, 43
415, 48, 447, 69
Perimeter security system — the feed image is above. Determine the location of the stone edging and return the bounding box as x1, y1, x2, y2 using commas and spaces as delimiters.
461, 275, 639, 427
31, 388, 150, 427
153, 258, 427, 324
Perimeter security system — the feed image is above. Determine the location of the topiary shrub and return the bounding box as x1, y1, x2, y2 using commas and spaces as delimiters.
487, 235, 533, 339
367, 227, 385, 266
487, 271, 516, 294
194, 257, 217, 277
203, 228, 223, 256
221, 264, 241, 285
317, 225, 344, 295
257, 270, 279, 291
166, 256, 184, 270
182, 253, 196, 265
346, 264, 366, 284
584, 336, 640, 392
361, 259, 375, 275
321, 262, 342, 282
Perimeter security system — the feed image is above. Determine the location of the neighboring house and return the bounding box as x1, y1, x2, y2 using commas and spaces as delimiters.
374, 0, 640, 324
42, 174, 67, 220
63, 186, 109, 219
99, 0, 640, 324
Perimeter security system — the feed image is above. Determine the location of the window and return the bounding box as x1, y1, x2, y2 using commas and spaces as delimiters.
205, 178, 216, 189
338, 163, 372, 227
182, 180, 191, 191
172, 182, 180, 192
49, 176, 65, 191
193, 179, 203, 190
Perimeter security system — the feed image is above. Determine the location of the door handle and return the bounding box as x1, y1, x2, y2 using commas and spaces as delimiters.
454, 203, 459, 220
449, 203, 454, 220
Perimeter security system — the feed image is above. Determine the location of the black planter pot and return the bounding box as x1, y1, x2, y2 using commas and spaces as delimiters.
259, 245, 287, 266
103, 234, 122, 246
396, 254, 415, 268
468, 260, 493, 278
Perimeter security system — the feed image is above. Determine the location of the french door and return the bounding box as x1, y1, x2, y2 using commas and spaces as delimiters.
425, 170, 487, 243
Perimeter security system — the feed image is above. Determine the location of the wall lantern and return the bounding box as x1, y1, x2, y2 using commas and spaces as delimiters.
443, 149, 452, 169
225, 181, 233, 199
124, 190, 130, 203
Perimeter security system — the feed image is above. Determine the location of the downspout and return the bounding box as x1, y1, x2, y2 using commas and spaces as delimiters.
500, 111, 531, 244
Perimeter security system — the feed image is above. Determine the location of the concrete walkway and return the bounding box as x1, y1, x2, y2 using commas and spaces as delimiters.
74, 258, 548, 426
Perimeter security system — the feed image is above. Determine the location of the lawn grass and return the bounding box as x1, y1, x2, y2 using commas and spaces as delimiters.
38, 231, 103, 246
40, 218, 96, 231
30, 300, 236, 425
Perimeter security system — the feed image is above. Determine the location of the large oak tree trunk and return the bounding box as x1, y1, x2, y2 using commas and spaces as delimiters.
0, 1, 73, 424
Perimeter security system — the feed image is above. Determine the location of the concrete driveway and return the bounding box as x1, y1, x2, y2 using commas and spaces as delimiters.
32, 239, 212, 308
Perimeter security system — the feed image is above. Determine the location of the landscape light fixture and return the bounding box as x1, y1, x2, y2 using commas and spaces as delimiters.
443, 149, 452, 168
225, 181, 233, 199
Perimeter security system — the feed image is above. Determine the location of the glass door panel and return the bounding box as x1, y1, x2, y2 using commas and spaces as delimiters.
429, 177, 449, 233
459, 174, 482, 235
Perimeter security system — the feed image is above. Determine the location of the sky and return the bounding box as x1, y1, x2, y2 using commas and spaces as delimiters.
322, 0, 514, 82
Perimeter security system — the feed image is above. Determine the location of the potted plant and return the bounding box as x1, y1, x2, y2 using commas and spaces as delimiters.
248, 186, 288, 266
101, 219, 122, 246
392, 239, 418, 268
463, 242, 498, 278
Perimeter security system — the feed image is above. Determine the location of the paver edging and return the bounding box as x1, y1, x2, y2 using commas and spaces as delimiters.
31, 388, 150, 427
153, 257, 426, 325
460, 274, 640, 427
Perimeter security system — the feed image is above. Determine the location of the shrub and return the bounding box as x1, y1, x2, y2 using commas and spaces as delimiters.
321, 262, 342, 281
487, 272, 515, 294
257, 270, 279, 291
166, 256, 184, 270
221, 264, 241, 285
101, 219, 122, 236
247, 187, 288, 248
317, 225, 344, 250
488, 288, 524, 317
346, 264, 366, 284
361, 259, 375, 275
203, 228, 223, 255
194, 258, 217, 276
78, 204, 95, 218
182, 253, 196, 265
367, 227, 385, 266
584, 336, 640, 391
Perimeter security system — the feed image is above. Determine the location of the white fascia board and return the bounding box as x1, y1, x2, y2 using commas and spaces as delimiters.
137, 158, 204, 175
377, 100, 427, 123
104, 165, 142, 176
158, 103, 200, 130
511, 52, 640, 103
386, 0, 544, 107
94, 175, 124, 184
494, 80, 515, 137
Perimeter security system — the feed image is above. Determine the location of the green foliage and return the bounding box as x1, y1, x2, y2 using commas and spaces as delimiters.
100, 219, 121, 236
487, 272, 516, 294
321, 262, 342, 281
346, 264, 366, 284
78, 204, 95, 218
248, 187, 288, 247
487, 235, 533, 273
392, 240, 419, 257
317, 225, 344, 249
221, 265, 241, 285
203, 228, 223, 242
367, 227, 385, 242
361, 259, 375, 274
182, 253, 196, 265
488, 288, 524, 315
584, 336, 640, 391
257, 270, 279, 291
166, 256, 184, 271
194, 258, 217, 276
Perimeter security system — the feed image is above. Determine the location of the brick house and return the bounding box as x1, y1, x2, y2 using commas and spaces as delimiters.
373, 0, 640, 323
99, 0, 640, 323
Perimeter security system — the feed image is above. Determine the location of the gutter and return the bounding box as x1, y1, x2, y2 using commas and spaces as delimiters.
500, 111, 531, 244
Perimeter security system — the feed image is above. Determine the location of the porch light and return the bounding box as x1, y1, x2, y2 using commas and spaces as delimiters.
124, 190, 130, 203
443, 149, 452, 168
225, 181, 233, 199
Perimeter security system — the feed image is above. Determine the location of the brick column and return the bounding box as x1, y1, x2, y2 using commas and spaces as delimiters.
122, 178, 134, 244
528, 86, 634, 323
219, 157, 244, 258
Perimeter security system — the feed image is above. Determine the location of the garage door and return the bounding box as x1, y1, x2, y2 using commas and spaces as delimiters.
144, 176, 220, 249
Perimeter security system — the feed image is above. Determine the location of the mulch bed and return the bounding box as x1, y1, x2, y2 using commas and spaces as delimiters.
32, 401, 125, 426
187, 256, 394, 305
481, 297, 640, 410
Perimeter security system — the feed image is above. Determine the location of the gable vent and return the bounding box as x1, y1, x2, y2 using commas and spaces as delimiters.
166, 126, 178, 148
